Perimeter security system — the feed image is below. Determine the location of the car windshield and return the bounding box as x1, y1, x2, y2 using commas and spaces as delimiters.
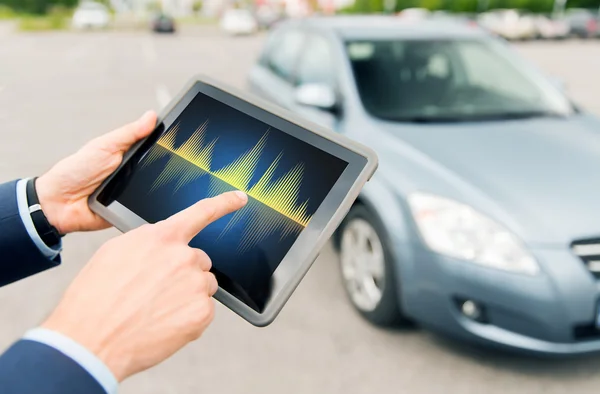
346, 38, 575, 122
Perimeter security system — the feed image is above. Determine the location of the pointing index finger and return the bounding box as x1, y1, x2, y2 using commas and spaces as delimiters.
166, 190, 248, 242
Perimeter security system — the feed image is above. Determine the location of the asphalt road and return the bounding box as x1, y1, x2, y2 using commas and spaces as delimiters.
1, 25, 600, 394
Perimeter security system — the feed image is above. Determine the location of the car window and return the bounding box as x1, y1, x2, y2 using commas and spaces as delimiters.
296, 35, 335, 86
457, 41, 539, 103
263, 30, 306, 82
346, 39, 574, 121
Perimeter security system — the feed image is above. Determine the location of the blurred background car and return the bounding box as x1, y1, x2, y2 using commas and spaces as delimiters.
248, 16, 600, 355
151, 13, 176, 34
478, 9, 537, 40
220, 8, 259, 35
430, 11, 479, 28
532, 14, 570, 39
564, 8, 599, 38
397, 7, 430, 20
71, 1, 110, 30
255, 5, 286, 30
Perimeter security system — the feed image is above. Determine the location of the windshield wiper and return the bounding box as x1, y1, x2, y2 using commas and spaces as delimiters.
385, 111, 565, 123
473, 111, 565, 121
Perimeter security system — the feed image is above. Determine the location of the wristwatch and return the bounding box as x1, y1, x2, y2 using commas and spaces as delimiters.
25, 177, 63, 248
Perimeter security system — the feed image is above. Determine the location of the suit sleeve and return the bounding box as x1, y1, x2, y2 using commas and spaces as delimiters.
0, 180, 60, 287
0, 340, 106, 394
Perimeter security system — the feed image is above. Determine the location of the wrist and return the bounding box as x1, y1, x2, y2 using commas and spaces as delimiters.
41, 314, 130, 382
35, 175, 66, 235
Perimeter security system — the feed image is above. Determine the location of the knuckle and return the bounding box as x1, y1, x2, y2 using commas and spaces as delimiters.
186, 320, 203, 341
187, 300, 214, 339
205, 299, 216, 323
206, 272, 218, 295
196, 249, 212, 270
195, 271, 208, 292
177, 247, 197, 269
203, 202, 218, 222
197, 298, 215, 323
153, 222, 176, 242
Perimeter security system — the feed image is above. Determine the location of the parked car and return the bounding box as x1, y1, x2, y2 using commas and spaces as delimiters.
220, 9, 258, 35
255, 5, 285, 30
533, 14, 570, 39
151, 13, 176, 34
564, 8, 599, 38
478, 9, 537, 40
72, 1, 110, 30
248, 16, 600, 355
430, 11, 479, 28
397, 8, 430, 20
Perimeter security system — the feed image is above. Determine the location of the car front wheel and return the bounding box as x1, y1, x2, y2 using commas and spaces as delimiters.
338, 205, 410, 327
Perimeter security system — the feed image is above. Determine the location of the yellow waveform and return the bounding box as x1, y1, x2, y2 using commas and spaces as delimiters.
155, 120, 312, 227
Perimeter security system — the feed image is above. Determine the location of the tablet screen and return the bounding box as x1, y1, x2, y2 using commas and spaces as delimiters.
103, 92, 348, 312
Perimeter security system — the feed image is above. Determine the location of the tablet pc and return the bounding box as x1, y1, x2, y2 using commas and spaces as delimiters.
89, 75, 378, 326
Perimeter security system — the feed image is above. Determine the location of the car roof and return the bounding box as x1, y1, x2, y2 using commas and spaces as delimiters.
284, 16, 487, 40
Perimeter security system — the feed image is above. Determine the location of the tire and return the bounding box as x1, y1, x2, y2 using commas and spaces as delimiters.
336, 204, 411, 327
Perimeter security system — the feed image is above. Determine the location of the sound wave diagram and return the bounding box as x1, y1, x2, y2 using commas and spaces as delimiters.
140, 120, 311, 252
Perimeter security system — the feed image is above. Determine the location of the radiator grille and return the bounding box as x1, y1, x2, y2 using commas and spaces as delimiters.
572, 239, 600, 279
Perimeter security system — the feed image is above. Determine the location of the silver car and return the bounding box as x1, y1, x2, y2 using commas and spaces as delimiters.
248, 16, 600, 354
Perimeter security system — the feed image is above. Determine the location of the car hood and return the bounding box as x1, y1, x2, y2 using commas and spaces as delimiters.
369, 114, 600, 246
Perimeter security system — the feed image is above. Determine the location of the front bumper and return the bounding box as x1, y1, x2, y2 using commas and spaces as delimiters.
397, 243, 600, 355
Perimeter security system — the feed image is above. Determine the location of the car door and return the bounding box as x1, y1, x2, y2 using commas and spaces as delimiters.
288, 33, 341, 131
248, 28, 307, 109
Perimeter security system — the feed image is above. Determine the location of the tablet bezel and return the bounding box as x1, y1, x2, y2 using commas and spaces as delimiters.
89, 75, 378, 326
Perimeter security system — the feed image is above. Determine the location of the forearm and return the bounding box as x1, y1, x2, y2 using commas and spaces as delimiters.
0, 338, 110, 394
0, 180, 61, 287
1, 180, 118, 392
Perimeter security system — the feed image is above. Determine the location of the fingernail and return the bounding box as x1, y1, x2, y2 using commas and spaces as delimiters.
234, 190, 248, 203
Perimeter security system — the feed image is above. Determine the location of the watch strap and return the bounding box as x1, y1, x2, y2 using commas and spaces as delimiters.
25, 177, 62, 248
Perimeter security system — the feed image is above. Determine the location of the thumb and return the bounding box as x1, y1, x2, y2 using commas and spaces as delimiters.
98, 111, 157, 153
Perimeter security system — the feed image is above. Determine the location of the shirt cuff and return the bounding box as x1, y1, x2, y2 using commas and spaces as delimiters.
23, 328, 118, 394
16, 178, 62, 260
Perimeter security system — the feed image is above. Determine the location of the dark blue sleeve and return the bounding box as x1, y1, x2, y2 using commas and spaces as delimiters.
0, 180, 60, 287
0, 340, 106, 394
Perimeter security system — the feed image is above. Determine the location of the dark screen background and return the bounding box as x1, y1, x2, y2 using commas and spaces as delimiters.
111, 92, 348, 311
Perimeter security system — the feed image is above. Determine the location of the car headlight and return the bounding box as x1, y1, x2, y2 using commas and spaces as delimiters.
408, 193, 539, 275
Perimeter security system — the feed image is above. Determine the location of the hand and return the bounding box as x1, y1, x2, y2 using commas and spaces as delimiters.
36, 111, 157, 235
41, 190, 248, 382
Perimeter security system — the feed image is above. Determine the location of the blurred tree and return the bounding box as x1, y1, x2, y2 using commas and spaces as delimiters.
0, 0, 77, 14
395, 0, 420, 9
420, 0, 444, 9
567, 0, 600, 8
327, 0, 594, 13
446, 0, 478, 12
371, 0, 387, 12
529, 0, 553, 12
346, 0, 384, 13
146, 0, 161, 12
192, 0, 203, 13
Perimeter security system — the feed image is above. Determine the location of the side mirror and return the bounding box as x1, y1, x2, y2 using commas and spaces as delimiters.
294, 83, 337, 111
